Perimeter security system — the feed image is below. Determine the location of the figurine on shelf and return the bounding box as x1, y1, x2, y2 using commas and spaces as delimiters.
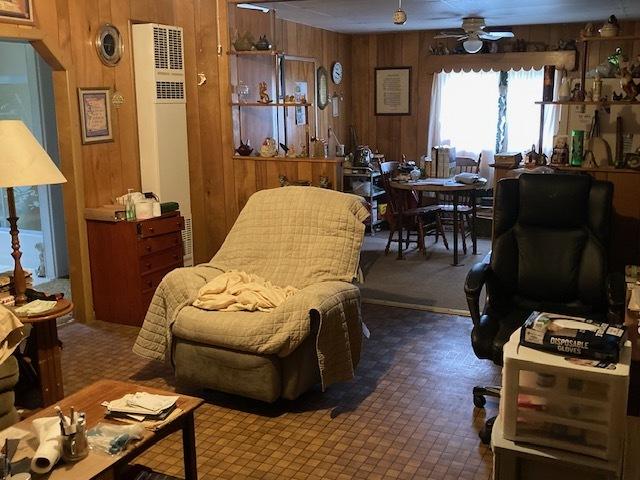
254, 35, 272, 51
599, 15, 619, 38
581, 23, 597, 38
284, 94, 295, 103
299, 94, 307, 104
299, 143, 308, 158
620, 66, 640, 101
319, 176, 330, 189
235, 139, 253, 156
570, 82, 585, 101
286, 144, 297, 158
232, 31, 255, 52
257, 81, 272, 104
259, 137, 278, 157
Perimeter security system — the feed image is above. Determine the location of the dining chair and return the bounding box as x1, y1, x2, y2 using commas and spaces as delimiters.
379, 161, 447, 256
436, 154, 482, 254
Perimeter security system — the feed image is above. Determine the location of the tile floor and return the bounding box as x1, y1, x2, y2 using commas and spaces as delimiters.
59, 304, 500, 479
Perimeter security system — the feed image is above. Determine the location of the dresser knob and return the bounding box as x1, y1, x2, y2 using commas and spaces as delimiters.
146, 280, 153, 288
146, 263, 152, 269
148, 227, 154, 233
146, 245, 152, 252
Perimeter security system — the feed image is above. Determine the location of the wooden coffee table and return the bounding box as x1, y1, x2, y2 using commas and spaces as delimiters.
5, 380, 203, 479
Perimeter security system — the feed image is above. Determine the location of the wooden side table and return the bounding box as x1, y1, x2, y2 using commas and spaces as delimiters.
12, 299, 73, 407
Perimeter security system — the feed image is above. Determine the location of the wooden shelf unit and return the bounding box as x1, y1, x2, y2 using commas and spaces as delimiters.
579, 34, 640, 42
552, 164, 640, 174
536, 100, 640, 106
227, 50, 281, 56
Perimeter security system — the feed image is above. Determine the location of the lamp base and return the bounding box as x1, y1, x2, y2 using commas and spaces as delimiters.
7, 187, 27, 306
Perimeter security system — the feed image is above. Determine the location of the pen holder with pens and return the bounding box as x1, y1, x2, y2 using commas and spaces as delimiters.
58, 409, 89, 463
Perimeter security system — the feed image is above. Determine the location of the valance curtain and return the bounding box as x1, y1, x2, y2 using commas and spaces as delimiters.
428, 70, 500, 183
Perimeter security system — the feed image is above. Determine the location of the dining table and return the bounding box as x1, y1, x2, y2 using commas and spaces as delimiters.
390, 177, 486, 266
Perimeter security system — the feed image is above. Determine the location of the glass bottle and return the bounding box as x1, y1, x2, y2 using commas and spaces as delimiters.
125, 188, 136, 220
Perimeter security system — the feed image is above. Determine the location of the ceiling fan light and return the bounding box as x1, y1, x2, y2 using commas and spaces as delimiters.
463, 38, 483, 53
393, 8, 407, 25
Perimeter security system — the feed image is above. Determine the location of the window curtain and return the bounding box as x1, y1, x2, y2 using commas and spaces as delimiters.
504, 68, 560, 156
428, 70, 500, 184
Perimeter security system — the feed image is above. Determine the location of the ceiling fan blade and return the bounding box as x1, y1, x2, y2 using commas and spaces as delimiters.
437, 29, 466, 36
483, 25, 513, 33
434, 33, 467, 40
479, 31, 514, 40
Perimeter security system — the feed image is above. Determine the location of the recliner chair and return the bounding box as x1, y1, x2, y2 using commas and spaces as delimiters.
464, 174, 625, 443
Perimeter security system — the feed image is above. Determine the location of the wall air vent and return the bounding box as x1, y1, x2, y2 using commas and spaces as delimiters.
168, 28, 184, 70
153, 26, 168, 69
156, 81, 185, 100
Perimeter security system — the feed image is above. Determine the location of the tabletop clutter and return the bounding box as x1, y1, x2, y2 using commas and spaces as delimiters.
0, 392, 179, 478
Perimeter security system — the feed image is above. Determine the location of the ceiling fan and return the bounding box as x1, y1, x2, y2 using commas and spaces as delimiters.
435, 17, 514, 54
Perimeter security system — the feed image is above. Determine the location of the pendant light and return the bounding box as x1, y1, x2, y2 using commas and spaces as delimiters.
393, 0, 407, 25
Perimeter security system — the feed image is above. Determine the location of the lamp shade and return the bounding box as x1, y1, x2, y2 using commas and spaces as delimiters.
0, 120, 67, 188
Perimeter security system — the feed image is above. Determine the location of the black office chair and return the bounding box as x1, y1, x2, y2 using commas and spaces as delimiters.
464, 173, 625, 444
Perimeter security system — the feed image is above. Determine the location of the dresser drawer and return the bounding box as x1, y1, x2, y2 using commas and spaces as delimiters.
140, 263, 182, 294
138, 215, 184, 239
138, 232, 181, 257
139, 247, 183, 275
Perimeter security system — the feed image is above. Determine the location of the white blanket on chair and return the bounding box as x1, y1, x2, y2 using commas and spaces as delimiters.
193, 271, 298, 312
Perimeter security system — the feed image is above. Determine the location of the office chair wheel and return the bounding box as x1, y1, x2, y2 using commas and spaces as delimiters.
473, 394, 486, 408
478, 416, 496, 445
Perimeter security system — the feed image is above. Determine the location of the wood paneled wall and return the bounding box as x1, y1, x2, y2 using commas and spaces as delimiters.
350, 21, 640, 161
0, 0, 236, 320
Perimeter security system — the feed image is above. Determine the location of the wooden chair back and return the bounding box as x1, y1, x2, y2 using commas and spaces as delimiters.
455, 153, 482, 175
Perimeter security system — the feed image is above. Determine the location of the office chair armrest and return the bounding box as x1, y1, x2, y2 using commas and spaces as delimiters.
607, 272, 626, 324
465, 262, 492, 327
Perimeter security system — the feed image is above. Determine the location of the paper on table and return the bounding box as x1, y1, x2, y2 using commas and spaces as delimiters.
0, 426, 31, 445
104, 392, 178, 415
14, 300, 57, 316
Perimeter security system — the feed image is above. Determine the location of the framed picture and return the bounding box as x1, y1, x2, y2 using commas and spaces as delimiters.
375, 67, 411, 116
0, 0, 34, 24
78, 87, 113, 144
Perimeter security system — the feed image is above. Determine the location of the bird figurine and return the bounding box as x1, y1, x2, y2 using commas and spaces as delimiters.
620, 66, 640, 101
257, 81, 272, 104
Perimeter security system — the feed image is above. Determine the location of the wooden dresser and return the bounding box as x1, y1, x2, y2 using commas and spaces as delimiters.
86, 212, 184, 326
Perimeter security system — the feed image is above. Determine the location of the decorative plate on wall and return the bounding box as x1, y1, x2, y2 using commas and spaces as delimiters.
95, 24, 124, 66
317, 67, 329, 110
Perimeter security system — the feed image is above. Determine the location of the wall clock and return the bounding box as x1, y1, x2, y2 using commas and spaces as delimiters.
331, 61, 343, 85
317, 67, 329, 110
95, 24, 124, 66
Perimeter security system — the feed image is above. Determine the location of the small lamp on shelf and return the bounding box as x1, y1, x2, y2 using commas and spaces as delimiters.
0, 120, 67, 306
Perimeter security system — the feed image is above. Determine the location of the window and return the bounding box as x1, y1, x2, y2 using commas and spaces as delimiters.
428, 68, 558, 181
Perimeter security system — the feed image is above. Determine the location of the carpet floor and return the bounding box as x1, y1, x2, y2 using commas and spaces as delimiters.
57, 304, 499, 479
359, 232, 492, 312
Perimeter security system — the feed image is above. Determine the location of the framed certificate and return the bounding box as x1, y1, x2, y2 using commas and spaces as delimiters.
0, 0, 34, 25
375, 67, 411, 116
78, 88, 113, 144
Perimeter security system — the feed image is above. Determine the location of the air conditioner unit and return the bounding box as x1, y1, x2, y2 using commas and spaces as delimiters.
132, 23, 193, 266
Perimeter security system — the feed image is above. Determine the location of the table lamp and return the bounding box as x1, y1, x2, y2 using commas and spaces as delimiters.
0, 120, 67, 306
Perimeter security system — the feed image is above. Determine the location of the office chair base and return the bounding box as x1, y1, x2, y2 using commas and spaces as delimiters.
473, 385, 501, 408
479, 416, 496, 445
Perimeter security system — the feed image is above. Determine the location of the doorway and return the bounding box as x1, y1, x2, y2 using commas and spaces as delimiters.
0, 41, 69, 297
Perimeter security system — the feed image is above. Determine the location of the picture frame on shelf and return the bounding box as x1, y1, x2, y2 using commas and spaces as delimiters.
375, 67, 411, 115
0, 0, 34, 24
78, 87, 114, 144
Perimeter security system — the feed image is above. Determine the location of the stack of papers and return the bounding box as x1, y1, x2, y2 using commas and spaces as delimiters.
14, 299, 57, 316
103, 392, 179, 422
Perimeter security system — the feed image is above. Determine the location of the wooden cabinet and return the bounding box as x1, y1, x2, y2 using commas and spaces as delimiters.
86, 212, 184, 326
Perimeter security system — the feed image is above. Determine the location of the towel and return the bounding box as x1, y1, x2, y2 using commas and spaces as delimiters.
0, 305, 24, 364
193, 271, 299, 312
31, 417, 62, 474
